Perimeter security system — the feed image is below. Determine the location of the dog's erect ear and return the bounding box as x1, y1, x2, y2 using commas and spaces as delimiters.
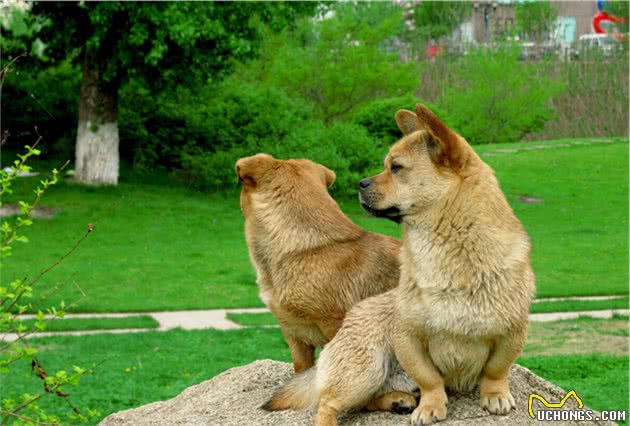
415, 104, 464, 170
319, 164, 336, 188
395, 109, 418, 135
235, 154, 274, 187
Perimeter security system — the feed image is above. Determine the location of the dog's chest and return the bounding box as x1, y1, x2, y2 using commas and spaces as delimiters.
428, 333, 489, 392
409, 291, 505, 337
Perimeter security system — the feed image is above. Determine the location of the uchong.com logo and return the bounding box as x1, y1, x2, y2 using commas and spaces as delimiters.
528, 390, 627, 422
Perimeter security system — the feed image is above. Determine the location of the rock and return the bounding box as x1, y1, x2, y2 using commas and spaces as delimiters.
100, 360, 614, 426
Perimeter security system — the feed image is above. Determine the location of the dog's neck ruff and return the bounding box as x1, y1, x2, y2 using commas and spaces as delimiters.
250, 190, 362, 254
401, 177, 529, 294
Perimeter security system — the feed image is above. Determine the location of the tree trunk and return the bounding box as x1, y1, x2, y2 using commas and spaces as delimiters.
75, 48, 120, 185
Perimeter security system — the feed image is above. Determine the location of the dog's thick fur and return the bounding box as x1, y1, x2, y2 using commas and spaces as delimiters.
236, 155, 404, 384
264, 105, 535, 426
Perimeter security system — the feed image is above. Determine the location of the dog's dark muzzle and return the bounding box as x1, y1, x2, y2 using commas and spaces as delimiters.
360, 201, 403, 224
358, 178, 403, 223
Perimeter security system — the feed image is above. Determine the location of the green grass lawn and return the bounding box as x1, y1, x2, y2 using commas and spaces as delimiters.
1, 328, 292, 423
20, 316, 159, 332
1, 137, 627, 312
477, 137, 628, 300
518, 355, 629, 422
226, 312, 279, 326
2, 324, 627, 424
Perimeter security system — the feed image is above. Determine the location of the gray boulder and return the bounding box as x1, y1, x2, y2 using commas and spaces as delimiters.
100, 360, 614, 425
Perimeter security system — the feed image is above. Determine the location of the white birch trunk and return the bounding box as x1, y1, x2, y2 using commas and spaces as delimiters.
74, 47, 120, 185
75, 121, 119, 185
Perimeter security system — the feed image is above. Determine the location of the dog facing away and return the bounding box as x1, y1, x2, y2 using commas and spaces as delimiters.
264, 105, 535, 426
236, 154, 416, 413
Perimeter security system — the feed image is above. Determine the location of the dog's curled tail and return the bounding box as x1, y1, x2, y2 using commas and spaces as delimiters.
261, 367, 318, 411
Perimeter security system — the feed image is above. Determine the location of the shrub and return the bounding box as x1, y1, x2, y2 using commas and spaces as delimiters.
0, 59, 80, 159
244, 2, 420, 123
268, 121, 386, 197
120, 80, 314, 170
352, 95, 447, 143
0, 143, 98, 424
180, 120, 386, 198
179, 144, 250, 191
436, 45, 565, 144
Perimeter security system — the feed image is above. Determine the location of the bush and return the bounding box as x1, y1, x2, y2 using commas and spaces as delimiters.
179, 144, 250, 191
0, 143, 99, 424
352, 95, 447, 143
0, 59, 80, 159
180, 120, 386, 198
269, 121, 386, 197
243, 2, 420, 123
120, 80, 314, 170
436, 45, 565, 144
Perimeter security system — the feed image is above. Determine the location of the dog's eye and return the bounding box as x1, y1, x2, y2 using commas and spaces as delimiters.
391, 163, 403, 174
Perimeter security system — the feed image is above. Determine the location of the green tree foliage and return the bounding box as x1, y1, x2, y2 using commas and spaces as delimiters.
437, 46, 565, 144
0, 3, 47, 62
181, 120, 385, 198
30, 2, 317, 88
0, 59, 80, 158
243, 2, 419, 122
1, 2, 580, 192
352, 95, 446, 143
6, 2, 318, 184
411, 1, 471, 42
607, 0, 629, 42
514, 0, 558, 42
128, 80, 313, 171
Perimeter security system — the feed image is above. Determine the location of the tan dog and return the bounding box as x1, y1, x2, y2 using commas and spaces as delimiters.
236, 154, 407, 392
264, 105, 535, 426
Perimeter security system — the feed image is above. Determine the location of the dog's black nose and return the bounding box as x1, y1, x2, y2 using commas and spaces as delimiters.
359, 179, 372, 189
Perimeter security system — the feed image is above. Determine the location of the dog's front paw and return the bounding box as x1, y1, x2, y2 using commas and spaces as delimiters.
409, 392, 447, 425
480, 392, 515, 415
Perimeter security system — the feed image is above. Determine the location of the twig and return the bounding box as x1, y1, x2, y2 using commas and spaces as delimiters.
32, 273, 77, 308
4, 359, 105, 422
29, 93, 55, 119
1, 130, 9, 147
0, 141, 55, 249
0, 409, 57, 425
27, 225, 90, 290
9, 177, 118, 294
0, 329, 37, 351
64, 281, 87, 311
0, 52, 28, 86
3, 135, 42, 181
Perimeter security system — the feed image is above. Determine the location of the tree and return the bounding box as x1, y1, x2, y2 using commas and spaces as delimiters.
514, 0, 558, 43
607, 0, 629, 46
437, 46, 565, 144
411, 1, 471, 43
26, 2, 317, 185
242, 2, 419, 123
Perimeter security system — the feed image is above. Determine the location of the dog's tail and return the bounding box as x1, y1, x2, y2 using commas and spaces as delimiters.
261, 367, 318, 411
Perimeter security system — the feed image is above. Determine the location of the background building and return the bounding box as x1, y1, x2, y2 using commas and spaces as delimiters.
471, 1, 599, 44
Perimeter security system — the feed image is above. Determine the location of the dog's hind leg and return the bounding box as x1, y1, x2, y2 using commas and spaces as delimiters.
313, 395, 342, 426
283, 331, 316, 373
366, 391, 417, 414
312, 345, 391, 425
